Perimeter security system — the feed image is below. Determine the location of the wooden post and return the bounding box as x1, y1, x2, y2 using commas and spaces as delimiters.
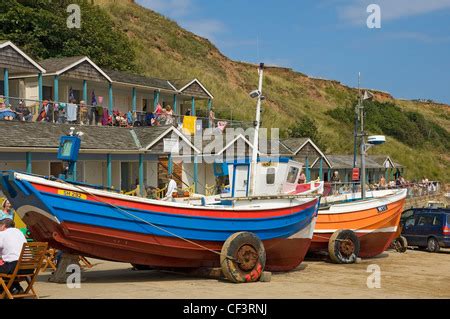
107, 154, 112, 188
82, 80, 88, 103
191, 96, 196, 116
132, 87, 137, 113
26, 152, 32, 174
319, 158, 323, 181
173, 94, 178, 114
54, 75, 59, 103
168, 154, 173, 175
108, 83, 113, 113
139, 154, 144, 197
305, 157, 310, 183
3, 68, 8, 104
38, 73, 43, 108
194, 155, 199, 194
154, 90, 160, 111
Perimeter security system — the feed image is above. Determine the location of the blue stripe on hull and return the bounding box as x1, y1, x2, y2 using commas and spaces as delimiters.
40, 191, 316, 242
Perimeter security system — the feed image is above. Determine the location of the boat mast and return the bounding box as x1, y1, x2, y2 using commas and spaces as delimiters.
359, 89, 367, 200
250, 63, 265, 196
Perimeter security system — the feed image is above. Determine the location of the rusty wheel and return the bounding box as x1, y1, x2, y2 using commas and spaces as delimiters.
328, 229, 360, 264
220, 232, 266, 283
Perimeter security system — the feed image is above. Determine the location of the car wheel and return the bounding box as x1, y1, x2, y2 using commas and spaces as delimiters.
427, 237, 440, 253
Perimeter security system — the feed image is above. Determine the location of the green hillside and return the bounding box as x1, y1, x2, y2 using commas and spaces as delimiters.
2, 0, 449, 182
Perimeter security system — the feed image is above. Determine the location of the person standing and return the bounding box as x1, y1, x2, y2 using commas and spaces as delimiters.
163, 175, 178, 201
209, 108, 215, 128
0, 219, 27, 295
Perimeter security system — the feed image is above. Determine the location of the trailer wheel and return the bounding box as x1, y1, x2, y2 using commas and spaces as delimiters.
220, 232, 266, 283
392, 236, 408, 253
328, 229, 360, 264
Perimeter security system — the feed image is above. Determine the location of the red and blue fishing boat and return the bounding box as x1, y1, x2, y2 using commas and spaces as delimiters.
0, 171, 319, 279
0, 64, 320, 283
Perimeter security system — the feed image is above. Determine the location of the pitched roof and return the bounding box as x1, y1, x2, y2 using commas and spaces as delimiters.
170, 78, 214, 99
326, 155, 384, 169
280, 138, 309, 153
0, 121, 143, 152
38, 56, 112, 82
38, 56, 86, 74
105, 69, 176, 92
0, 41, 46, 73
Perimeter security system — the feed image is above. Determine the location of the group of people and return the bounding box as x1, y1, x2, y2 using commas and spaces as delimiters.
0, 199, 27, 295
0, 98, 32, 122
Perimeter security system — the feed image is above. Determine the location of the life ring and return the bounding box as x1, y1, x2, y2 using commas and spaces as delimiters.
220, 232, 266, 283
328, 229, 360, 264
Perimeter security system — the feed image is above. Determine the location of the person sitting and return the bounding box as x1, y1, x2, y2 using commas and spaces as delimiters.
165, 106, 174, 125
145, 112, 155, 126
0, 102, 16, 121
0, 200, 14, 221
0, 218, 27, 295
298, 171, 306, 184
379, 176, 387, 189
14, 100, 32, 122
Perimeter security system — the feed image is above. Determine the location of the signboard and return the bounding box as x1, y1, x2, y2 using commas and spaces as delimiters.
164, 138, 179, 153
352, 168, 360, 181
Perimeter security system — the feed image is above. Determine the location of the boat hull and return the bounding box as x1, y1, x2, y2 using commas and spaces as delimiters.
1, 172, 319, 272
309, 190, 407, 258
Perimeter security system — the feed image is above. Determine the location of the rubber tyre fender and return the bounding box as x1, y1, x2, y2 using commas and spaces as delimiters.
220, 232, 266, 283
328, 229, 360, 264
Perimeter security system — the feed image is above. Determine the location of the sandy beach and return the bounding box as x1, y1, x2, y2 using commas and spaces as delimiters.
33, 248, 450, 299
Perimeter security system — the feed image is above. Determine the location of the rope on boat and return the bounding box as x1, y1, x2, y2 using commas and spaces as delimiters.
55, 179, 229, 260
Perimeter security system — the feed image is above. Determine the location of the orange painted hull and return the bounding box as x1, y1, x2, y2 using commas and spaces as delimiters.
310, 191, 407, 258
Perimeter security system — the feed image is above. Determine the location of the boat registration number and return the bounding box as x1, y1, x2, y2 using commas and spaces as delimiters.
377, 205, 388, 213
58, 190, 87, 200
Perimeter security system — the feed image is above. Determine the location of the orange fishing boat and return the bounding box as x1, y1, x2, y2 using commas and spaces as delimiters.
308, 189, 408, 263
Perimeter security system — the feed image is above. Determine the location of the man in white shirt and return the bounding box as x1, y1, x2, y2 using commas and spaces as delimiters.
163, 175, 178, 201
0, 218, 27, 294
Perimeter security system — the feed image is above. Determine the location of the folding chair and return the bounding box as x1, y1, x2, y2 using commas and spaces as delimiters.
0, 242, 48, 299
41, 248, 57, 272
79, 256, 93, 269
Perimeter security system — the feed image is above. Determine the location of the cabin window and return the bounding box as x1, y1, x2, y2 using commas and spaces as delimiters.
266, 168, 276, 185
286, 166, 300, 184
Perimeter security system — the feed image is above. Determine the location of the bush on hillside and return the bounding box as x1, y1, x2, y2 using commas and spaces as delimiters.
327, 101, 450, 150
0, 0, 135, 71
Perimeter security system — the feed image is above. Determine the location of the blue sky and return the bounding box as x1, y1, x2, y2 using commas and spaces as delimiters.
136, 0, 450, 104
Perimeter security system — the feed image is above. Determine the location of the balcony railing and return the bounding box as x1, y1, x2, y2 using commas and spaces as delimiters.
0, 96, 254, 130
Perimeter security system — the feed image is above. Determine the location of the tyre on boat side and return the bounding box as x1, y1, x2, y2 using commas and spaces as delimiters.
220, 232, 266, 283
328, 229, 360, 264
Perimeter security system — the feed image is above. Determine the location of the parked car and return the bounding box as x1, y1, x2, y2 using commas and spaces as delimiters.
401, 208, 450, 252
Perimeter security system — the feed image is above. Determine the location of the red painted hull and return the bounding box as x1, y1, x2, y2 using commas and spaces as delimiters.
24, 211, 311, 272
